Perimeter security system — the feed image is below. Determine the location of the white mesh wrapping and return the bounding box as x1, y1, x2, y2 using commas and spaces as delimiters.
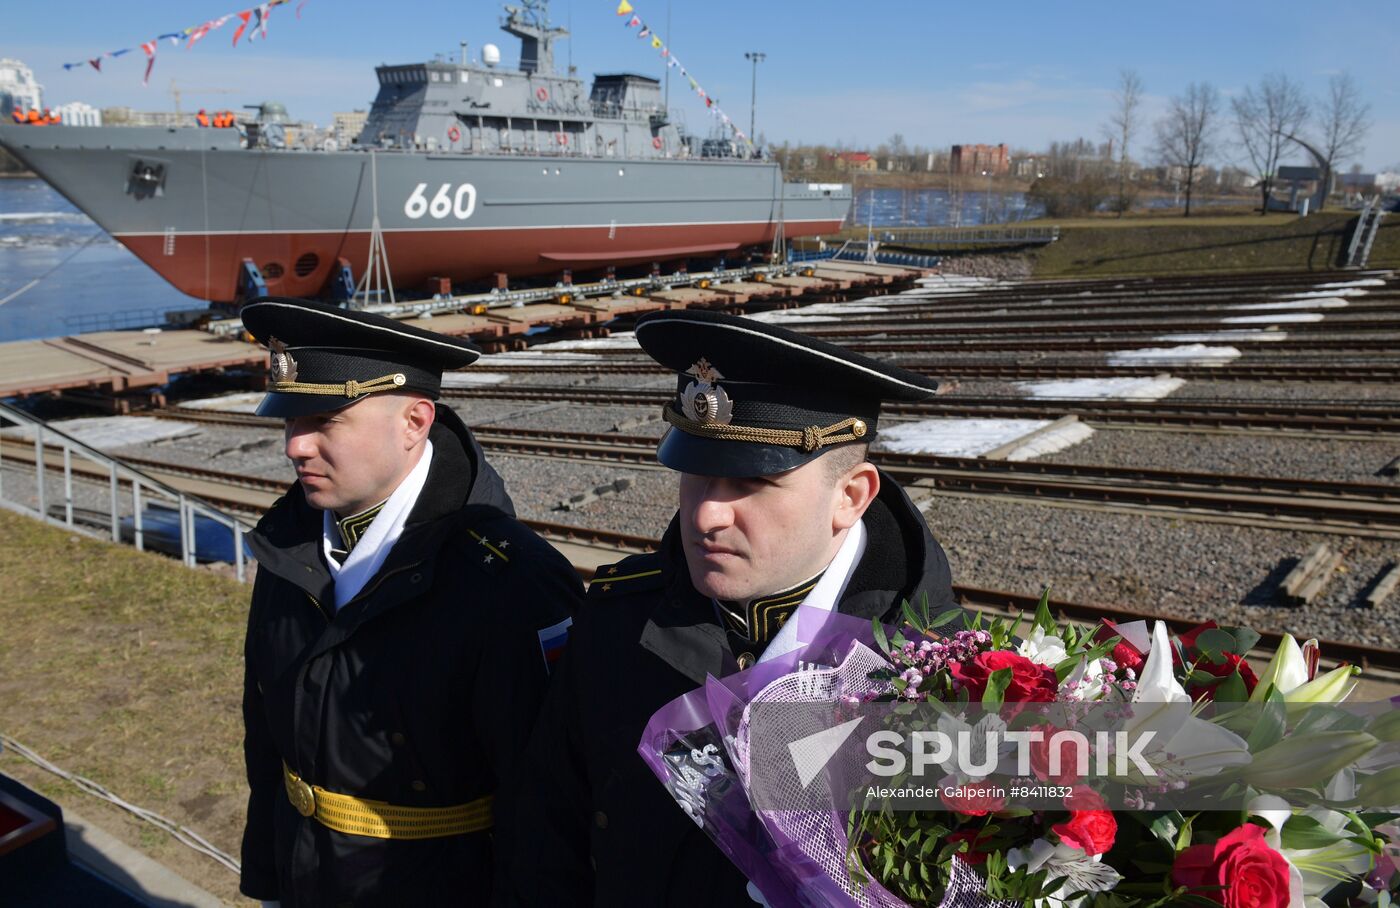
731, 641, 1019, 908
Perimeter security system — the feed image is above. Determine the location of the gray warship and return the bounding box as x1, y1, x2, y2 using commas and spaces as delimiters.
0, 0, 850, 305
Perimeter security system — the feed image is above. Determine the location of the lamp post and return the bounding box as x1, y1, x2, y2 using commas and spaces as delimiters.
744, 51, 766, 144
981, 169, 992, 223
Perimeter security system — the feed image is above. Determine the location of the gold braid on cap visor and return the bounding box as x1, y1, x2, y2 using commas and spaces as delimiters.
271, 372, 408, 399
662, 404, 868, 454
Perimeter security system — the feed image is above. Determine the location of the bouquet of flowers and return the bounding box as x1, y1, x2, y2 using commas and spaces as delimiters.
638, 592, 1400, 908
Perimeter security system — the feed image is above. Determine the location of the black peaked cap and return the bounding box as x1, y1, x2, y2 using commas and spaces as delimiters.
634, 309, 939, 477
240, 297, 482, 418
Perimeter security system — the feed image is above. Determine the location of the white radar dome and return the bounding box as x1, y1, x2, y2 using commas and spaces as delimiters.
482, 44, 501, 66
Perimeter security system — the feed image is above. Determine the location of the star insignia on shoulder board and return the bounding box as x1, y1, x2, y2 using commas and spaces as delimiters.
601, 583, 612, 592
498, 540, 510, 548
606, 566, 618, 575
484, 554, 494, 564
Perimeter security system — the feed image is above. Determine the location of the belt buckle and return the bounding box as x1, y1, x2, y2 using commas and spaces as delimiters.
287, 774, 317, 818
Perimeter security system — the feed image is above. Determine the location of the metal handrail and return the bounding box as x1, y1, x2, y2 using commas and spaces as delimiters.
0, 401, 251, 582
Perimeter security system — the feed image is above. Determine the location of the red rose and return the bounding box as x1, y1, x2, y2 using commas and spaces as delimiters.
1172, 824, 1291, 908
1187, 653, 1260, 702
1029, 726, 1086, 786
1052, 809, 1118, 856
938, 783, 1006, 817
945, 828, 991, 865
1093, 620, 1146, 672
950, 651, 1057, 703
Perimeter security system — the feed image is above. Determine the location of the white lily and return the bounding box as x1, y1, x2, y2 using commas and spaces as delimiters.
1285, 664, 1360, 704
1123, 621, 1251, 782
1018, 625, 1068, 667
1250, 634, 1316, 703
1059, 655, 1106, 702
1250, 796, 1374, 907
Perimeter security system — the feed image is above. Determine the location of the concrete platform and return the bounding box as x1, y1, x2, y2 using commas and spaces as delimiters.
711, 280, 791, 301
0, 331, 263, 399
401, 311, 510, 339
767, 275, 836, 295
571, 295, 665, 319
485, 303, 597, 330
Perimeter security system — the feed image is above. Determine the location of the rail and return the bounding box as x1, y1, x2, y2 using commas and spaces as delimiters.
0, 401, 252, 581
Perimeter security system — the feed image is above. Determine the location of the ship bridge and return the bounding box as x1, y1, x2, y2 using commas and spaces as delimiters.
355, 0, 724, 160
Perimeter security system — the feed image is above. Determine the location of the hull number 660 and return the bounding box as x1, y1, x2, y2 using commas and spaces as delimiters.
404, 183, 478, 220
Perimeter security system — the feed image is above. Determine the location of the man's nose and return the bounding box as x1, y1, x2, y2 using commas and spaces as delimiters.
284, 423, 316, 462
690, 484, 736, 536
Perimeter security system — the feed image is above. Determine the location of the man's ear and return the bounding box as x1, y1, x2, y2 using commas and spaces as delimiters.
403, 396, 436, 448
832, 461, 879, 532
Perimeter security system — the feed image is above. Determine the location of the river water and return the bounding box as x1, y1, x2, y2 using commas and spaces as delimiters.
0, 179, 196, 342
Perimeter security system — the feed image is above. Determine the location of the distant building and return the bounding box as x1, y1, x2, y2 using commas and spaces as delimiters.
950, 143, 1009, 176
1376, 172, 1400, 193
52, 102, 101, 127
1011, 156, 1044, 179
0, 58, 42, 117
827, 151, 878, 172
333, 110, 368, 145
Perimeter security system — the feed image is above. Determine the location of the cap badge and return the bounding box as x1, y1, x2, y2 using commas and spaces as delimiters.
268, 337, 298, 384
680, 358, 733, 425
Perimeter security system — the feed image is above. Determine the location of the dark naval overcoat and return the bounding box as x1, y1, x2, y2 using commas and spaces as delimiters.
513, 473, 963, 906
239, 407, 583, 907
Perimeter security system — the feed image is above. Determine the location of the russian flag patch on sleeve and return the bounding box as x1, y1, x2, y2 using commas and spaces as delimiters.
537, 617, 573, 672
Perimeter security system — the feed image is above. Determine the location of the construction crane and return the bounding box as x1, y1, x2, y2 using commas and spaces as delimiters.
168, 79, 239, 117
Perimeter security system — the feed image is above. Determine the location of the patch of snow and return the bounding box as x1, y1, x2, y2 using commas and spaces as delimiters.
1003, 421, 1097, 461
1230, 297, 1349, 310
1015, 376, 1186, 400
178, 392, 264, 413
529, 333, 639, 351
1221, 312, 1325, 324
4, 416, 202, 449
1106, 344, 1242, 366
441, 372, 510, 387
1277, 288, 1370, 299
1312, 278, 1386, 289
1157, 330, 1287, 342
875, 418, 1052, 457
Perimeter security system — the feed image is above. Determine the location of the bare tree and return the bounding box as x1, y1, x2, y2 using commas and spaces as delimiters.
1312, 73, 1371, 209
1232, 73, 1309, 215
1154, 82, 1220, 217
1103, 69, 1143, 216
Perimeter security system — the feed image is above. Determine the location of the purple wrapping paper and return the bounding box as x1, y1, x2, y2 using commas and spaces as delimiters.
637, 605, 907, 908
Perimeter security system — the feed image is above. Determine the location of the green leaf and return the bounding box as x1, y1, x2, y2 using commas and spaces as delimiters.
1192, 628, 1236, 658
1175, 814, 1195, 851
983, 667, 1013, 709
1280, 815, 1347, 850
1230, 627, 1261, 655
1034, 585, 1055, 633
1214, 670, 1249, 704
929, 608, 965, 633
1246, 686, 1287, 752
901, 598, 923, 634
872, 617, 891, 658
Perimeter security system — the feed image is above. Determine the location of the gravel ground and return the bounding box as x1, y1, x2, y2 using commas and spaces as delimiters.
1041, 429, 1400, 483
925, 493, 1400, 648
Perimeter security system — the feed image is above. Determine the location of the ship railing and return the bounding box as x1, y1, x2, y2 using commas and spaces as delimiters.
62, 305, 192, 335
0, 401, 252, 582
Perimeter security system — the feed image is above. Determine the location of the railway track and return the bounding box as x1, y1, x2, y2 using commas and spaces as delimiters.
12, 425, 1400, 537
156, 396, 1400, 437
8, 438, 1400, 672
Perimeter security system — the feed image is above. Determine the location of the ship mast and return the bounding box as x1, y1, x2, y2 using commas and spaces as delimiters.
501, 0, 568, 76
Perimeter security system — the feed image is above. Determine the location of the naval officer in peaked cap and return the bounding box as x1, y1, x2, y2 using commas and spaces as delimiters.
514, 309, 967, 906
235, 298, 583, 907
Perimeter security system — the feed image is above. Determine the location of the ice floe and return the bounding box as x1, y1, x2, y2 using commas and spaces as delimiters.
1221, 312, 1325, 324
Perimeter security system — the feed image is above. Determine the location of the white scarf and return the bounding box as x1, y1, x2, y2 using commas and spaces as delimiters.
321, 439, 434, 611
758, 518, 867, 663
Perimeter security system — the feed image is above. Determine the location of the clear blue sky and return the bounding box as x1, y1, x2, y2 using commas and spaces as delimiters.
7, 0, 1398, 170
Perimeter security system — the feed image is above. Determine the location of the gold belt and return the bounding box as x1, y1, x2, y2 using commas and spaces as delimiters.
282, 763, 493, 840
